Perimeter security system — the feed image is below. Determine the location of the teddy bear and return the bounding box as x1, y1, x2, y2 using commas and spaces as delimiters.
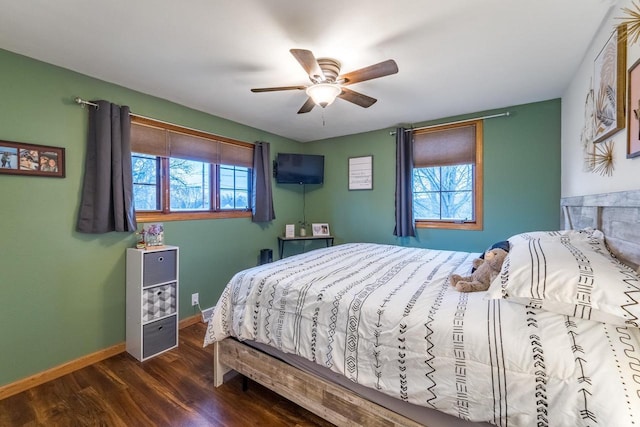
450, 248, 508, 292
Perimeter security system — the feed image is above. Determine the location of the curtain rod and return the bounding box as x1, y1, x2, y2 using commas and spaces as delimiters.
74, 97, 99, 109
74, 95, 206, 131
389, 111, 510, 135
73, 96, 254, 147
74, 96, 166, 123
74, 96, 197, 124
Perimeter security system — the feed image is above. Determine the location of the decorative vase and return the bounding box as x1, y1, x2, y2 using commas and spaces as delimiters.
299, 228, 307, 237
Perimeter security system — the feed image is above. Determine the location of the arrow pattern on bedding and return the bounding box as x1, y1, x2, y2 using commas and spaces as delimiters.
204, 242, 640, 426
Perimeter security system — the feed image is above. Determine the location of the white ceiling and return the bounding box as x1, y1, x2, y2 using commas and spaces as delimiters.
0, 0, 615, 142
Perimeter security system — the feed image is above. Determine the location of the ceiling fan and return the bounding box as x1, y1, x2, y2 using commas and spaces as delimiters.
251, 49, 398, 114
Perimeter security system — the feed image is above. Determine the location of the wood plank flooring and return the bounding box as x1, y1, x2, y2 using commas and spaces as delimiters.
0, 322, 334, 427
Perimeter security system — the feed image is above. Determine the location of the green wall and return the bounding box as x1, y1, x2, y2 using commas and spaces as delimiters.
0, 46, 561, 389
304, 99, 561, 252
0, 49, 301, 387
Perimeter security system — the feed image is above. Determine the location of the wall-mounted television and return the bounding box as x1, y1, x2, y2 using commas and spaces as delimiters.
273, 153, 324, 184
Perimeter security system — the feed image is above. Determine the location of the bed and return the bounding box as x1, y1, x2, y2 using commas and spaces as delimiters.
204, 190, 640, 427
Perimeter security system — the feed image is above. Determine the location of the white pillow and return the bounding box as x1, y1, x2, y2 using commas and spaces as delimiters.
486, 230, 640, 327
506, 228, 602, 244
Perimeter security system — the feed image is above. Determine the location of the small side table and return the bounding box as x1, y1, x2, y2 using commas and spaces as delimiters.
277, 235, 334, 259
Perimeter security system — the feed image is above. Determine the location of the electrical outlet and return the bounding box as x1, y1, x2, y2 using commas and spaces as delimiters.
191, 293, 199, 306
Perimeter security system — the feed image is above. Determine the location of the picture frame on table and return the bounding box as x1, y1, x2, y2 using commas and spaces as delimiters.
285, 224, 295, 238
593, 24, 627, 144
143, 223, 165, 248
627, 57, 640, 158
0, 140, 65, 178
312, 223, 330, 237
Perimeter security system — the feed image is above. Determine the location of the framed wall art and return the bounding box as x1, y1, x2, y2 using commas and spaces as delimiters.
348, 155, 373, 190
0, 140, 65, 178
627, 57, 640, 158
593, 24, 627, 144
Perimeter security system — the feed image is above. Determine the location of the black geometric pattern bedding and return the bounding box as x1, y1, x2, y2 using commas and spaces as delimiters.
204, 243, 640, 426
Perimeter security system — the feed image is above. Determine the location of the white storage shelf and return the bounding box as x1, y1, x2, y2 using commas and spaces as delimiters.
126, 245, 179, 361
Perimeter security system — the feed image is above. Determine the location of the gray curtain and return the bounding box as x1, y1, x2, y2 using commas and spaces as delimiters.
77, 100, 137, 233
252, 141, 275, 222
394, 127, 415, 237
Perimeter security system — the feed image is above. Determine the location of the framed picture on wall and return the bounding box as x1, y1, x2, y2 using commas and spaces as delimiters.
348, 155, 373, 190
627, 57, 640, 158
593, 24, 627, 144
0, 140, 65, 178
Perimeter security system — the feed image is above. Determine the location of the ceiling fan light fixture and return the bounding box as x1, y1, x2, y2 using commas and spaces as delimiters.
306, 83, 342, 108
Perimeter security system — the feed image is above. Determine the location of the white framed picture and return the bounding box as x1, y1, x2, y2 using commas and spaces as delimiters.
348, 155, 373, 190
312, 223, 330, 236
285, 224, 295, 238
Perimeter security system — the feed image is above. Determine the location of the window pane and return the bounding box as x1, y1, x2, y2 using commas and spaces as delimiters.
219, 167, 235, 188
169, 158, 210, 211
235, 190, 248, 209
132, 153, 159, 210
413, 167, 440, 192
441, 191, 473, 220
413, 191, 440, 219
440, 164, 472, 191
219, 189, 235, 209
413, 165, 473, 221
235, 168, 249, 190
133, 184, 158, 210
219, 165, 250, 210
132, 154, 157, 184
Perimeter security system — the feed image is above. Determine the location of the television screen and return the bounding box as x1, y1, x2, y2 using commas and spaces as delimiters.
274, 153, 324, 184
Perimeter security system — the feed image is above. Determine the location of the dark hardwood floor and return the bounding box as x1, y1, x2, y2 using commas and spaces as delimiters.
0, 322, 334, 427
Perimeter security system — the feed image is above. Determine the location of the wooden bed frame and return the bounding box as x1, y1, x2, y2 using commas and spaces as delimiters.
213, 338, 424, 426
212, 189, 640, 427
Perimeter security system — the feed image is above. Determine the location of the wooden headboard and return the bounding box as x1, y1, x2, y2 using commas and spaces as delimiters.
561, 189, 640, 271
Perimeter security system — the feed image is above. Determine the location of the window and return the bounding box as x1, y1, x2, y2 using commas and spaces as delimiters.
219, 165, 249, 210
132, 153, 159, 210
130, 116, 254, 222
412, 120, 483, 230
169, 158, 211, 211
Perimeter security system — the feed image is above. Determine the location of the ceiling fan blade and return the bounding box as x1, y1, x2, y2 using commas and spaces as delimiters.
339, 59, 398, 85
251, 85, 306, 93
338, 87, 377, 108
290, 49, 325, 82
297, 97, 316, 114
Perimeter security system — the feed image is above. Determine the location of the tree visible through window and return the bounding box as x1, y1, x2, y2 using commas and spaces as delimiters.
130, 116, 253, 221
413, 164, 473, 221
169, 158, 211, 211
132, 153, 159, 211
411, 120, 483, 230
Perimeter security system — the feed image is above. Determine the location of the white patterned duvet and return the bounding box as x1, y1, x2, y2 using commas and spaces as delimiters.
204, 243, 640, 426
